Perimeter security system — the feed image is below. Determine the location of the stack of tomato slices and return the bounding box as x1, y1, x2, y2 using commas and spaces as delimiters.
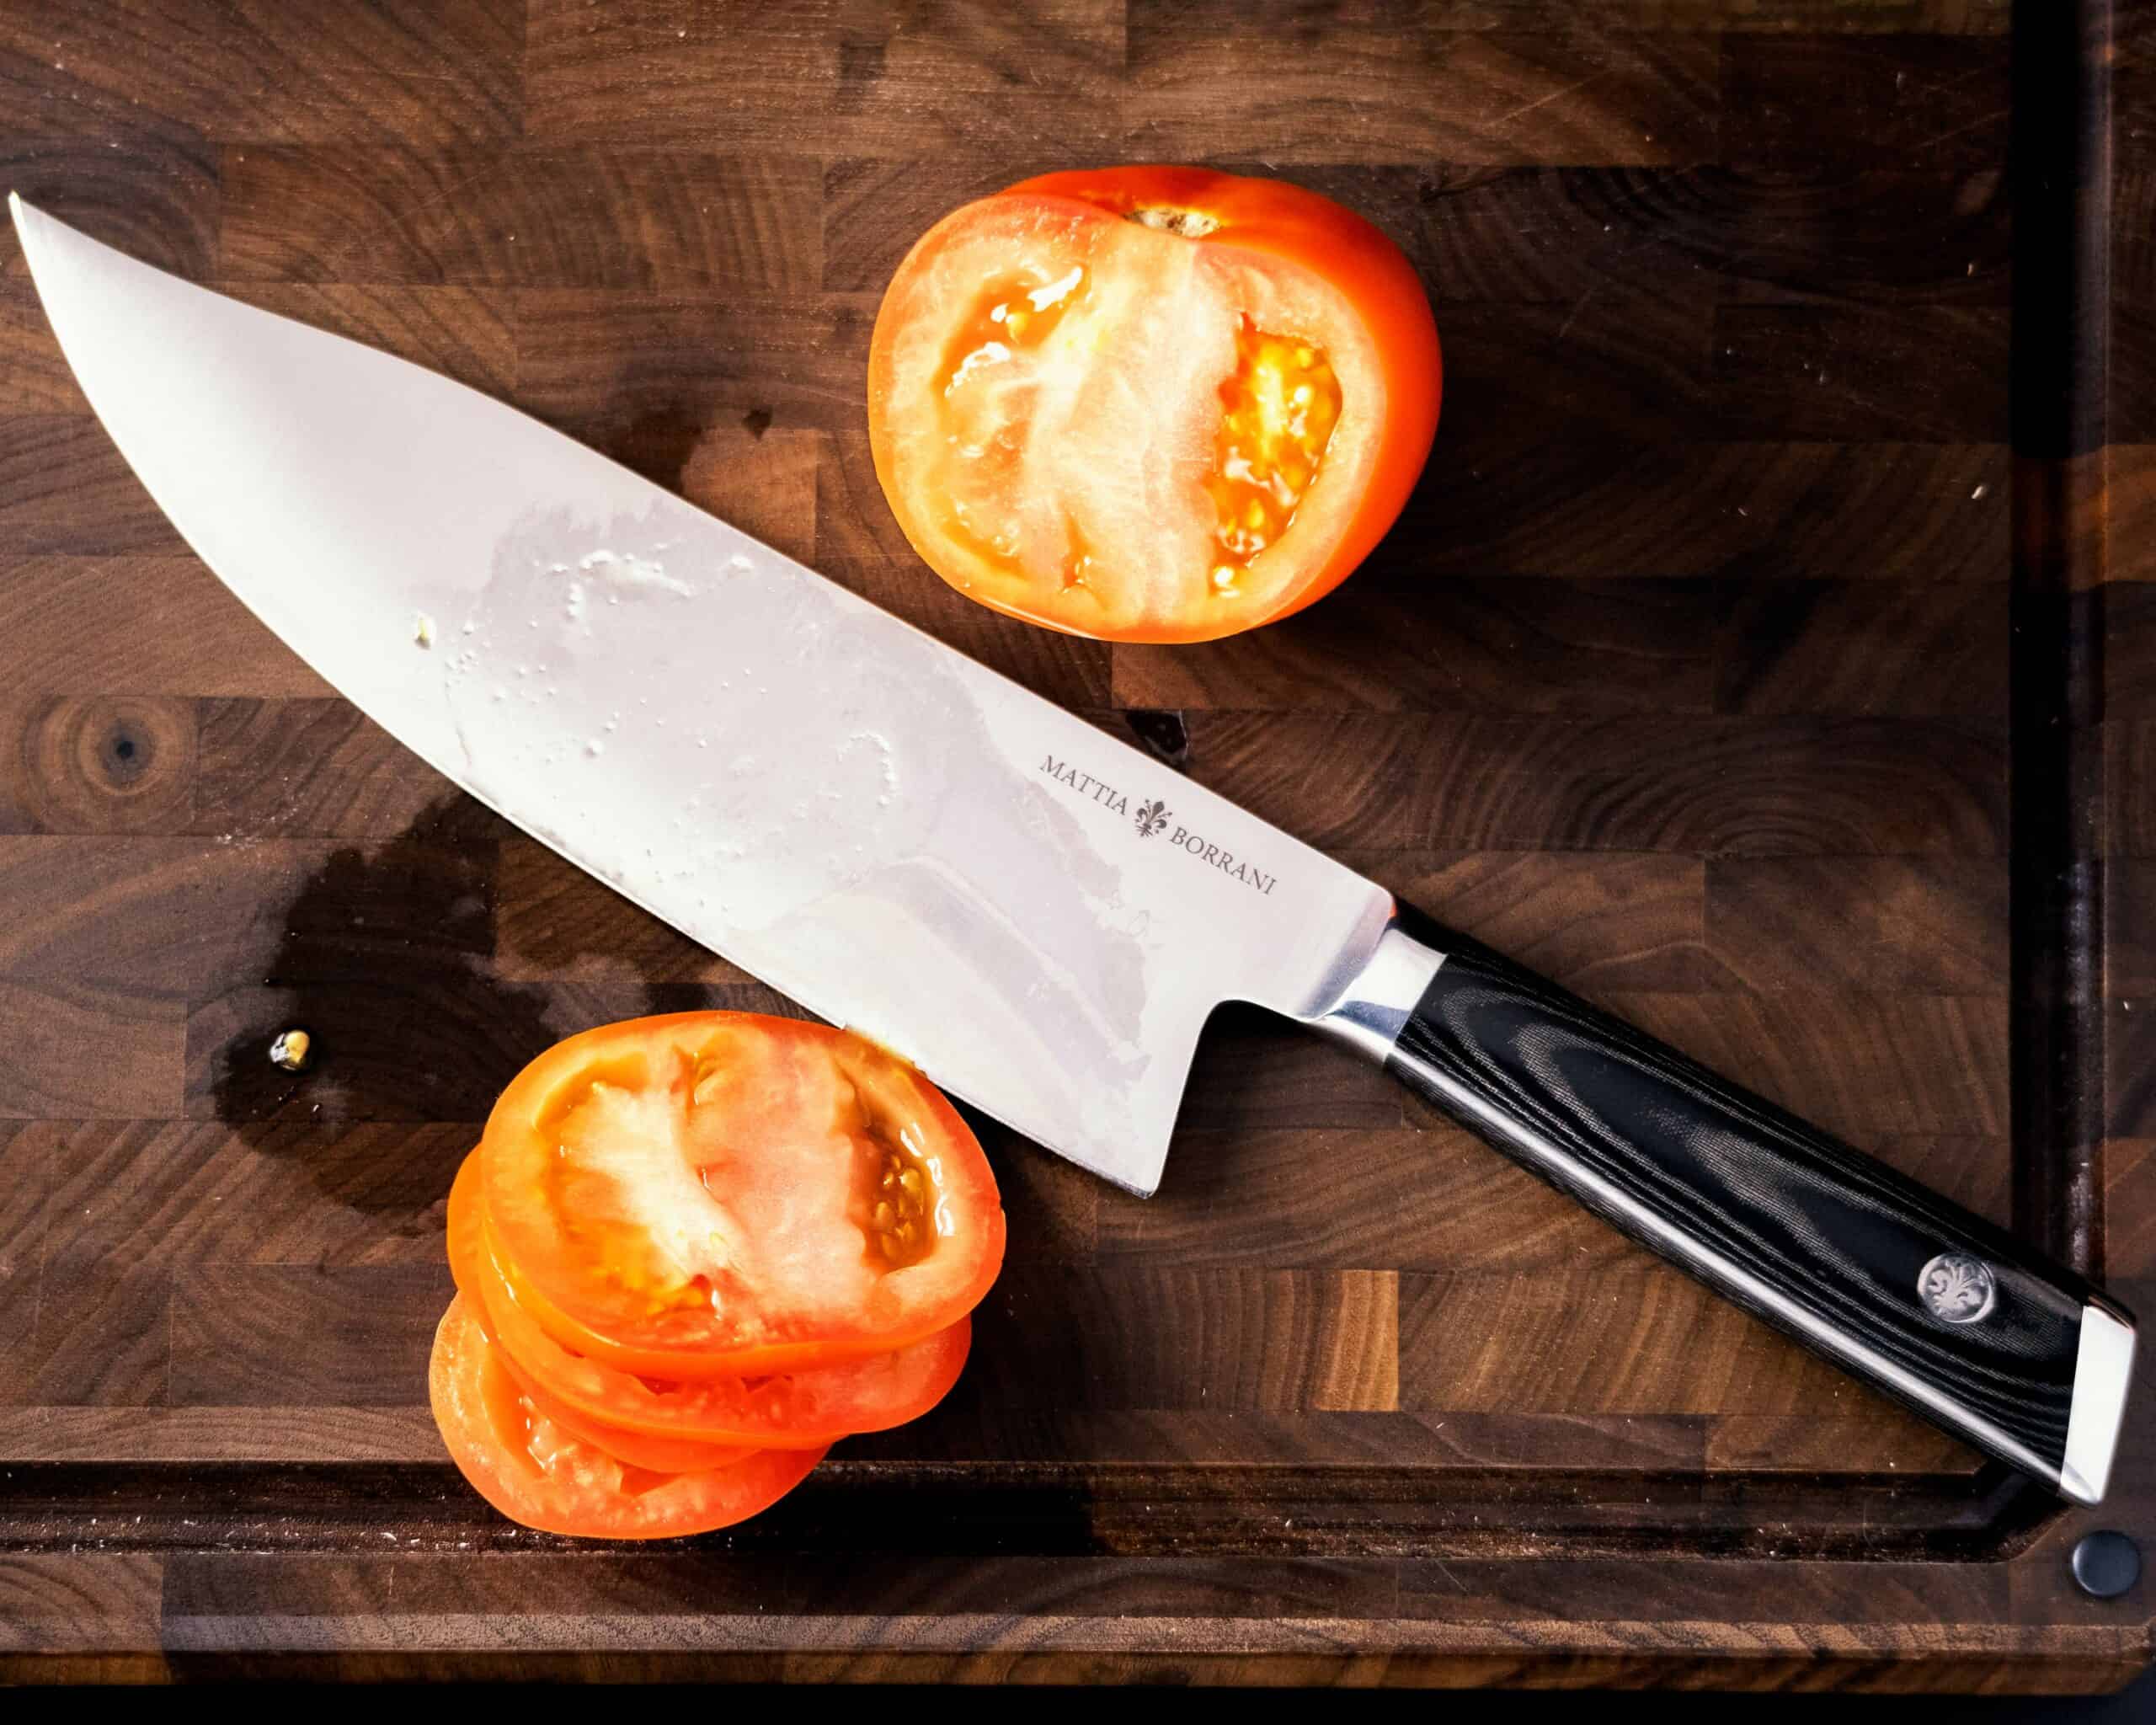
430, 1012, 1005, 1539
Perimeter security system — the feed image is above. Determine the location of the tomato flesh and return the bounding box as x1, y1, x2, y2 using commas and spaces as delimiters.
869, 167, 1439, 642
505, 1352, 760, 1475
934, 270, 1342, 605
448, 1150, 971, 1446
429, 1295, 826, 1541
480, 1013, 1003, 1378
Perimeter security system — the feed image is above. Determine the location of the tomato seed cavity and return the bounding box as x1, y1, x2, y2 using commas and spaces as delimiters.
1205, 319, 1340, 594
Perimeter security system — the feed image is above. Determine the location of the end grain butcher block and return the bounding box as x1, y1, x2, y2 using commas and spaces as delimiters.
1, 0, 2152, 1690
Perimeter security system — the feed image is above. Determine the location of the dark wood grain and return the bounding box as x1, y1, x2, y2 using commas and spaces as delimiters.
0, 1263, 171, 1407
0, 1, 522, 147
0, 982, 180, 1119
0, 136, 220, 280
1125, 15, 1720, 164
1703, 857, 2008, 993
1114, 577, 1719, 715
1177, 712, 2005, 853
4, 694, 195, 835
221, 147, 823, 291
1710, 303, 2011, 441
1397, 1265, 1870, 1417
0, 558, 334, 698
0, 1557, 162, 1655
0, 415, 189, 556
1721, 32, 2012, 172
0, 0, 2147, 1694
170, 1264, 453, 1407
1379, 440, 2010, 582
1345, 850, 1710, 992
189, 700, 486, 841
1716, 580, 2009, 717
962, 1262, 1399, 1413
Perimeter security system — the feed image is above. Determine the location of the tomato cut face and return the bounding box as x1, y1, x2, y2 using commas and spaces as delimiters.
447, 1150, 970, 1445
479, 1013, 1004, 1378
868, 166, 1440, 643
429, 1295, 826, 1541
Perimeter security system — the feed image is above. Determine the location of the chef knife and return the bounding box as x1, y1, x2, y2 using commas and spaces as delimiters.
12, 197, 2135, 1504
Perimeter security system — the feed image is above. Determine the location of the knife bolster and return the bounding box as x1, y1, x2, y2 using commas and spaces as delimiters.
1302, 909, 1445, 1063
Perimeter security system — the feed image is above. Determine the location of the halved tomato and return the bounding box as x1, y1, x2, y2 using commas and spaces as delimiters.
428, 1295, 827, 1540
447, 1150, 971, 1446
478, 1013, 1004, 1379
867, 165, 1440, 643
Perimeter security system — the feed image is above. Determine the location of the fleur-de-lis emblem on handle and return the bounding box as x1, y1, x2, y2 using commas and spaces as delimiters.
1134, 798, 1170, 840
1919, 1252, 1997, 1325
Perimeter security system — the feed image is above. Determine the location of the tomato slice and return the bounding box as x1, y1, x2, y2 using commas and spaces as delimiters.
447, 1199, 760, 1471
867, 165, 1440, 643
448, 1150, 971, 1445
508, 1364, 762, 1475
478, 1013, 1004, 1378
428, 1295, 827, 1540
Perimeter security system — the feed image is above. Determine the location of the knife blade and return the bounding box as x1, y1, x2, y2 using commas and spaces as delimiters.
13, 195, 2135, 1504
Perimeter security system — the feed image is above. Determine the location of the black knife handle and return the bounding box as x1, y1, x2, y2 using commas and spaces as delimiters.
1320, 901, 2137, 1503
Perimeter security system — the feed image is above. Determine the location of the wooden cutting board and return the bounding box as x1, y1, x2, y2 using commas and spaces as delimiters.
2, 0, 2151, 1689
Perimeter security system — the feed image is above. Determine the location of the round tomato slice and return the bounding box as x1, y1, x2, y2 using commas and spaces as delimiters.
429, 1295, 826, 1540
867, 165, 1440, 644
446, 1208, 760, 1471
512, 1372, 759, 1474
448, 1150, 972, 1445
478, 1013, 1004, 1378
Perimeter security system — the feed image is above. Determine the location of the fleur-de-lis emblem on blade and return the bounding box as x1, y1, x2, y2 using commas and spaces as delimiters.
1134, 798, 1170, 840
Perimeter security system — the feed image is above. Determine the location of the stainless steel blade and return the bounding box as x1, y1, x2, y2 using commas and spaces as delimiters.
12, 195, 1391, 1195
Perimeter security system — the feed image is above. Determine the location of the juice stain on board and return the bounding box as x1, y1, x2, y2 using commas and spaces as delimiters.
205, 794, 678, 1217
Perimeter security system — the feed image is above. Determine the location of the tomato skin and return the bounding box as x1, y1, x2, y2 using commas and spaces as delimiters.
867, 165, 1439, 644
478, 1012, 1005, 1380
446, 1200, 760, 1471
505, 1351, 762, 1474
429, 1295, 828, 1541
447, 1151, 972, 1447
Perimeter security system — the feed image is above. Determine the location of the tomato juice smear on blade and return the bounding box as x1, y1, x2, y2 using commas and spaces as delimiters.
448, 1151, 972, 1448
868, 166, 1440, 643
478, 1013, 1002, 1378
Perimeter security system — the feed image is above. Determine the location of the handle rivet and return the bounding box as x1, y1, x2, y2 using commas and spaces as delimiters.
1918, 1252, 1996, 1324
2071, 1530, 2141, 1599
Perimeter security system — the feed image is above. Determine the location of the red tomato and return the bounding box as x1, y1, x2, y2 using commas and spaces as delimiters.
447, 1150, 971, 1447
867, 165, 1440, 643
478, 1013, 1005, 1379
428, 1295, 826, 1541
